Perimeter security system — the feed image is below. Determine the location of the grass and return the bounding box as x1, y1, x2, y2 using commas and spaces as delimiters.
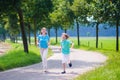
74, 49, 120, 80
0, 42, 53, 71
50, 37, 120, 51
50, 37, 120, 80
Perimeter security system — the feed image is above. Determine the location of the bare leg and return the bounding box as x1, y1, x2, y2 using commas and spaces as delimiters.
67, 54, 72, 67
62, 63, 66, 71
61, 63, 66, 74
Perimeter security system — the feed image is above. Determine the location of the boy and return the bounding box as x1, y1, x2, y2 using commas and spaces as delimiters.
60, 33, 74, 74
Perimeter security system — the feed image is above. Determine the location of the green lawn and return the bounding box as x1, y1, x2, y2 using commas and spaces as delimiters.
50, 37, 120, 51
74, 48, 120, 80
50, 37, 120, 80
0, 42, 53, 71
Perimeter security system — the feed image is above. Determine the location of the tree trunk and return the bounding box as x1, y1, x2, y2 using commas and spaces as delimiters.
64, 29, 67, 33
17, 7, 28, 53
76, 21, 80, 46
116, 19, 119, 51
96, 22, 99, 48
28, 24, 31, 45
55, 28, 58, 44
33, 19, 37, 46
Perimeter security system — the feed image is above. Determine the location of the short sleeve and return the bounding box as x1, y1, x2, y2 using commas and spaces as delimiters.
68, 40, 72, 44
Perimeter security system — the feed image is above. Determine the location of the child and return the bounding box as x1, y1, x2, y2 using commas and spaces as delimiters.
60, 33, 74, 74
37, 27, 50, 72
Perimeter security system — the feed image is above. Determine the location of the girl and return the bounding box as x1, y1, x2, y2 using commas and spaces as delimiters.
60, 33, 74, 74
37, 27, 50, 72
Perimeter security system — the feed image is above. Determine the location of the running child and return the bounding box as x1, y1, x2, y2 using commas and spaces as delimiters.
60, 33, 74, 74
37, 27, 50, 72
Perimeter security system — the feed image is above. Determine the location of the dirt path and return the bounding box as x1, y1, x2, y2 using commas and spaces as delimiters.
0, 46, 107, 80
0, 42, 11, 55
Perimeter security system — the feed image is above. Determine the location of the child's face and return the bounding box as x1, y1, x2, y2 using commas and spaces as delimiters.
61, 34, 66, 40
41, 28, 46, 34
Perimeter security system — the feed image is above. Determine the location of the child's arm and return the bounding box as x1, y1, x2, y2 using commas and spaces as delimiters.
71, 42, 74, 48
48, 41, 50, 46
48, 36, 50, 46
60, 42, 62, 51
37, 37, 39, 46
60, 44, 62, 51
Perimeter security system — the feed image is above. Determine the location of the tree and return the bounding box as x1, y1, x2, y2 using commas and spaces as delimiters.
0, 0, 29, 53
5, 13, 19, 43
32, 0, 53, 45
87, 0, 112, 48
0, 24, 6, 41
60, 0, 74, 32
92, 0, 103, 48
49, 0, 63, 43
23, 0, 34, 45
109, 0, 120, 51
50, 0, 74, 43
49, 10, 61, 43
17, 7, 29, 53
71, 0, 90, 46
0, 17, 7, 42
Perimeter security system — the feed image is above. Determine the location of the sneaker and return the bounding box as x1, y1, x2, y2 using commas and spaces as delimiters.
69, 62, 72, 67
61, 71, 66, 74
44, 70, 48, 73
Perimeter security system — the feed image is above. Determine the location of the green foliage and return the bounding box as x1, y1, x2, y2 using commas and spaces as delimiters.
71, 0, 90, 23
74, 47, 120, 80
0, 0, 21, 14
51, 37, 120, 80
0, 42, 53, 71
109, 0, 120, 20
49, 0, 74, 29
0, 43, 39, 71
50, 37, 120, 51
91, 0, 112, 23
5, 13, 19, 36
0, 25, 6, 34
32, 0, 53, 27
1, 0, 120, 51
0, 0, 29, 52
